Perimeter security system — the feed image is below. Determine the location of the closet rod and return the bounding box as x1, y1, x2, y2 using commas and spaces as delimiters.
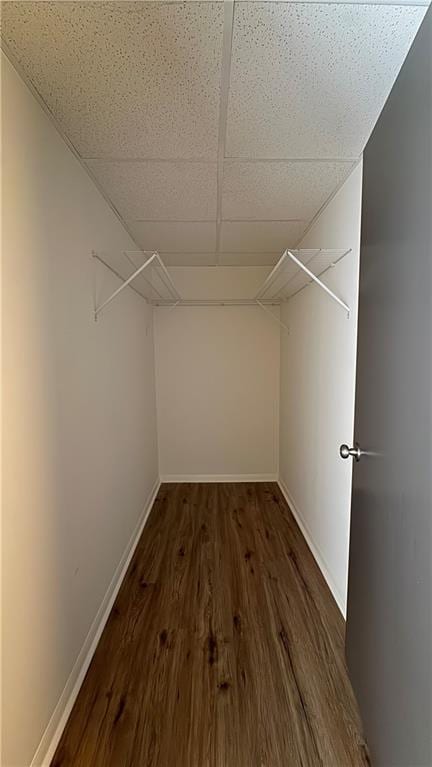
153, 298, 280, 307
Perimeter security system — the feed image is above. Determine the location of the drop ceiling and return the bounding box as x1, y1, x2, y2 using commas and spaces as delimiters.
1, 0, 428, 266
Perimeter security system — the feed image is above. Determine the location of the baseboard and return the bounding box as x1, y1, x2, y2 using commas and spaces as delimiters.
278, 478, 346, 617
30, 477, 161, 767
160, 473, 279, 483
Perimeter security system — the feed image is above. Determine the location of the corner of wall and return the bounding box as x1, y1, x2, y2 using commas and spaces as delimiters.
277, 477, 346, 616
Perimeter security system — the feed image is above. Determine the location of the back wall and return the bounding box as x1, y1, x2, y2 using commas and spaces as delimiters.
155, 267, 280, 481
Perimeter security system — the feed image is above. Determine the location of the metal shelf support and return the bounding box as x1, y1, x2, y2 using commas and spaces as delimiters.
93, 251, 181, 320
255, 248, 351, 317
92, 247, 351, 322
285, 250, 350, 317
255, 250, 288, 301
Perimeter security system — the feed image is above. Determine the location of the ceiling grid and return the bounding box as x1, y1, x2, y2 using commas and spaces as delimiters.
1, 0, 428, 266
215, 0, 235, 263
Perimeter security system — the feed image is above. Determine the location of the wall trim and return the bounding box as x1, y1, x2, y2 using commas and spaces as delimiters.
30, 477, 161, 767
160, 473, 278, 483
278, 477, 346, 617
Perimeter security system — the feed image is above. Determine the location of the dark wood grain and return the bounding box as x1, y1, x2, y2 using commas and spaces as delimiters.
52, 482, 369, 767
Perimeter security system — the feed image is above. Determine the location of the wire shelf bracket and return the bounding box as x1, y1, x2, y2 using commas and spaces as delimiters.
93, 250, 181, 320
255, 248, 352, 318
92, 247, 351, 323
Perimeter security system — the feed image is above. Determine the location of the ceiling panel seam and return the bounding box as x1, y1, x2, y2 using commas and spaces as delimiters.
133, 219, 216, 223
215, 0, 235, 265
156, 251, 282, 255
223, 157, 360, 163
82, 157, 218, 163
81, 156, 360, 164
236, 0, 429, 5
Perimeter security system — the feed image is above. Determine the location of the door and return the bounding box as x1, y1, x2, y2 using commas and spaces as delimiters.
345, 10, 432, 767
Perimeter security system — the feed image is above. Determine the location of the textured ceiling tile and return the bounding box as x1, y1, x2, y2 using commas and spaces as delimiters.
226, 3, 426, 158
159, 252, 216, 267
126, 221, 217, 253
219, 252, 281, 266
241, 0, 430, 4
86, 161, 217, 220
2, 1, 224, 159
222, 160, 354, 220
221, 221, 306, 252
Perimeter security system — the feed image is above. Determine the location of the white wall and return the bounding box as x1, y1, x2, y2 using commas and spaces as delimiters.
1, 55, 159, 767
1, 44, 361, 764
155, 267, 280, 480
279, 162, 363, 615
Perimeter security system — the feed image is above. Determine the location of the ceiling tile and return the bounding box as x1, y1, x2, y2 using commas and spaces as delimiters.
160, 253, 217, 267
222, 160, 355, 220
241, 0, 430, 4
1, 1, 224, 159
219, 252, 281, 266
226, 3, 426, 158
221, 221, 307, 253
166, 265, 273, 299
127, 221, 217, 253
86, 161, 217, 220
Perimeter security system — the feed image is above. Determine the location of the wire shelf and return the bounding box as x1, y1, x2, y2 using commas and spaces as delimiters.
255, 248, 352, 315
92, 247, 352, 325
93, 250, 180, 319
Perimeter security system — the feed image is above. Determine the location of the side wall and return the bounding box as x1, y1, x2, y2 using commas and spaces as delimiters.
279, 162, 362, 614
1, 56, 159, 766
155, 267, 280, 481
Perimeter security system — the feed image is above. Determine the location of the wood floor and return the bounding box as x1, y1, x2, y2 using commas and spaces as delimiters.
52, 482, 369, 767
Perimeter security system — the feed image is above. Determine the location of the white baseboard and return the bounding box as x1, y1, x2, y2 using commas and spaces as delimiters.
31, 477, 161, 767
160, 473, 278, 483
278, 478, 346, 617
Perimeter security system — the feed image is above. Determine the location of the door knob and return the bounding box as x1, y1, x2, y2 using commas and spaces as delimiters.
340, 443, 362, 461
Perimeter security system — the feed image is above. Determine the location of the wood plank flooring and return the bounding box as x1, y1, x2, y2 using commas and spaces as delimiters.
52, 482, 369, 767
